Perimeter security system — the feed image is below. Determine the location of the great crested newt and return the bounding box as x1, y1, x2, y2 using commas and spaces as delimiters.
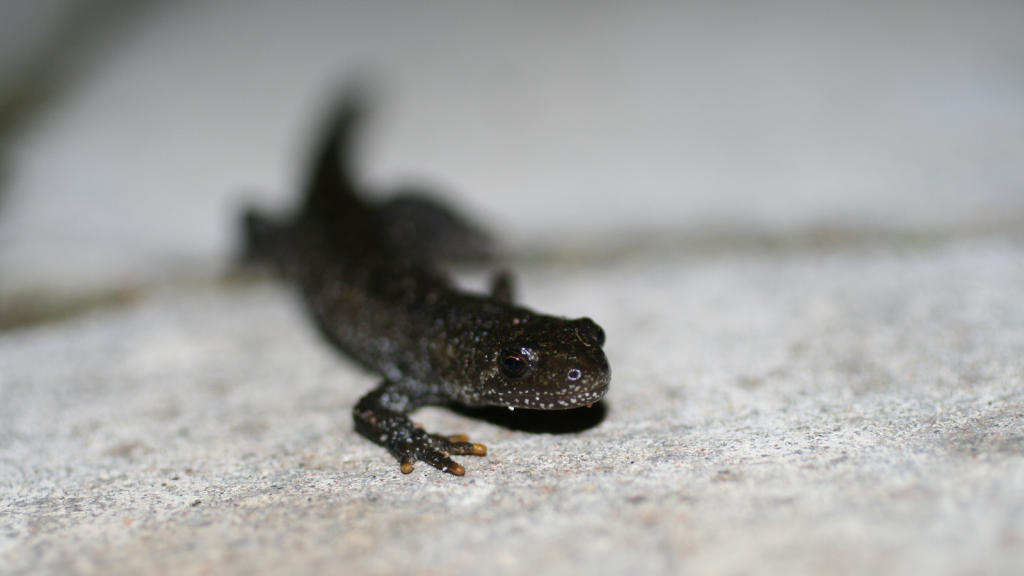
242, 96, 611, 475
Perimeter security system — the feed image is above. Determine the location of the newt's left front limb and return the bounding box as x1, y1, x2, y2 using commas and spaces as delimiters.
353, 380, 487, 475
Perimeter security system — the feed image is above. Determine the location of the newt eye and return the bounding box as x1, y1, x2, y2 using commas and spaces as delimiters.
576, 318, 606, 346
499, 347, 532, 379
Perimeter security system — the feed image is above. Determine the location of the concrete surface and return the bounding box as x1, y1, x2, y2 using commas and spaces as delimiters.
1, 2, 1024, 575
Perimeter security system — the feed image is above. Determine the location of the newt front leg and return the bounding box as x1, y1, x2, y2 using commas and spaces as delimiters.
353, 381, 487, 475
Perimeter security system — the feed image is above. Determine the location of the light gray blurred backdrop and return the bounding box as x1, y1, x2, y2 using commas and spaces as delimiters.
1, 0, 1022, 297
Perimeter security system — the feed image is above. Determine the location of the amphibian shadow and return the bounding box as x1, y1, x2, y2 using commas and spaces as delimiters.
452, 401, 607, 434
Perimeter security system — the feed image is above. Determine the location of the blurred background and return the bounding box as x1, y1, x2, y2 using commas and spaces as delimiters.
1, 0, 1023, 315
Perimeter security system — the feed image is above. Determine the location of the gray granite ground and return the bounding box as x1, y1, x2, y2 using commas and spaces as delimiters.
2, 2, 1024, 575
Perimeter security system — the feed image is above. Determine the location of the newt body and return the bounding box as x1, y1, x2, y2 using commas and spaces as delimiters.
243, 99, 610, 475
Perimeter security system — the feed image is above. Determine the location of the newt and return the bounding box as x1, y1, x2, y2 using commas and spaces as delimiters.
242, 97, 611, 475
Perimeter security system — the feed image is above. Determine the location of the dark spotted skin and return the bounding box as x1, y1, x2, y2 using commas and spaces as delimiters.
242, 99, 611, 475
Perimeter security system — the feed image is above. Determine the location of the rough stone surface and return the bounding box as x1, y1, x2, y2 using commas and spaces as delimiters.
2, 238, 1024, 575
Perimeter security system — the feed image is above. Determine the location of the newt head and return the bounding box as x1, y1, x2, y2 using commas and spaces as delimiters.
474, 316, 611, 410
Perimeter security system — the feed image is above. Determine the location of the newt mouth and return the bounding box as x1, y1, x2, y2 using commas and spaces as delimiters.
495, 383, 610, 410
